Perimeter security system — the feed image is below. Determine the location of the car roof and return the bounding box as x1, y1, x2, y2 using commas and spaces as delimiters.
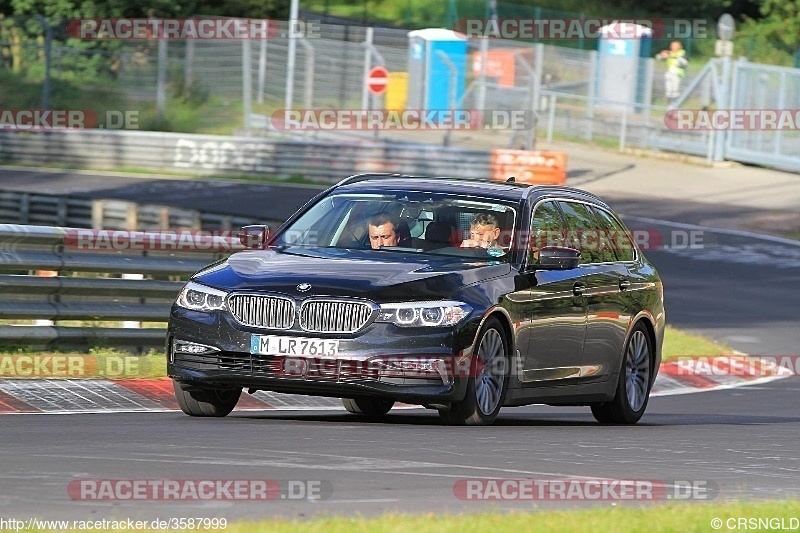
333, 174, 610, 209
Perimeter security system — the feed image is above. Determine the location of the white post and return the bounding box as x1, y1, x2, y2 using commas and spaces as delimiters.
547, 94, 556, 142
713, 55, 731, 161
242, 39, 252, 130
361, 27, 374, 111
586, 50, 598, 141
476, 37, 488, 112
184, 39, 194, 98
122, 273, 144, 329
525, 43, 544, 150
257, 38, 268, 104
156, 39, 167, 122
284, 0, 300, 113
301, 38, 315, 110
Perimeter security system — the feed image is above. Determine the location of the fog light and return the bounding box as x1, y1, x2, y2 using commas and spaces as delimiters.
173, 340, 219, 355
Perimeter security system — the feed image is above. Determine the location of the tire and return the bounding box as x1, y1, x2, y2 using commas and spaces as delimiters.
173, 380, 241, 417
341, 397, 394, 417
590, 323, 654, 425
439, 317, 509, 426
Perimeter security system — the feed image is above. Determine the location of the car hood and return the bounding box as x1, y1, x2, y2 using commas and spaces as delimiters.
192, 247, 511, 301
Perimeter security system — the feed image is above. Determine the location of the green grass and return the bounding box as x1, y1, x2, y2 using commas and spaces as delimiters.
0, 347, 165, 379
9, 500, 799, 532
662, 325, 733, 361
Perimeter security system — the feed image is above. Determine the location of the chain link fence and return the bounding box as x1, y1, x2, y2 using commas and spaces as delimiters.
5, 15, 800, 169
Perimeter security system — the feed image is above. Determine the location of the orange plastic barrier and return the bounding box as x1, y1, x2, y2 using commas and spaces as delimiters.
491, 149, 567, 185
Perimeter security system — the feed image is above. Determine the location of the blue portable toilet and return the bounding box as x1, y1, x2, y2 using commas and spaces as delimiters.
596, 22, 653, 110
407, 29, 467, 119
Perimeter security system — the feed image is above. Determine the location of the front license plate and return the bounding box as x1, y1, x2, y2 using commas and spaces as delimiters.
250, 334, 340, 357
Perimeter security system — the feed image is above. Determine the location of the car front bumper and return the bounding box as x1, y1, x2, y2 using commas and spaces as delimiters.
166, 306, 476, 405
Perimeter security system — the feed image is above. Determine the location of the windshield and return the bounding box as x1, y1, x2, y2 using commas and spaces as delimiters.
273, 191, 518, 262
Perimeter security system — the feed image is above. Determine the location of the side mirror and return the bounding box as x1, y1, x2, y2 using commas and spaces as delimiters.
533, 246, 581, 270
238, 225, 271, 249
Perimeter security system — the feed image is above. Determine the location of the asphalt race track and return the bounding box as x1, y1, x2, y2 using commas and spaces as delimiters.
1, 380, 799, 520
0, 168, 798, 520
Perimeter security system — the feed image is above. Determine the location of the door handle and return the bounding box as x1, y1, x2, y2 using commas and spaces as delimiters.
619, 278, 631, 291
572, 282, 585, 297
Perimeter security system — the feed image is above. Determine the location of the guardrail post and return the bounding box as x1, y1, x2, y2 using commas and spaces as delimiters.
19, 193, 29, 224
619, 105, 628, 152
56, 198, 67, 226
122, 273, 145, 329
125, 204, 138, 230
91, 200, 104, 229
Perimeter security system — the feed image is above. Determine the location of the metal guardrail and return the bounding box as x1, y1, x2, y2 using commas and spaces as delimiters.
0, 190, 270, 230
0, 129, 495, 182
0, 224, 236, 351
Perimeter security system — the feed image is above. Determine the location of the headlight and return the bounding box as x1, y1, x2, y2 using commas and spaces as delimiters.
176, 281, 228, 311
376, 301, 472, 327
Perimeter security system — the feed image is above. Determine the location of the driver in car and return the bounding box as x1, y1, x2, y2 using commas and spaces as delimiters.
368, 213, 400, 249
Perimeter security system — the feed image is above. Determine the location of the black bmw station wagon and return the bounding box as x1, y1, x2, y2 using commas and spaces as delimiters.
167, 174, 665, 425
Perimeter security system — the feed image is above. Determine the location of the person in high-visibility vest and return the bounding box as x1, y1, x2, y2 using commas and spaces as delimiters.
656, 41, 688, 107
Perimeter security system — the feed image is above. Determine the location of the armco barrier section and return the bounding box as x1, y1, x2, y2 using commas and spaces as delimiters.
0, 129, 566, 184
0, 224, 237, 350
0, 190, 268, 230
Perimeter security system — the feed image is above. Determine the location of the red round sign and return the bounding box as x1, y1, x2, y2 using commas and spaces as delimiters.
367, 66, 389, 95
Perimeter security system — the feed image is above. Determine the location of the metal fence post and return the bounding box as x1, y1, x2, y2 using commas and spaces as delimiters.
586, 50, 598, 142
619, 105, 628, 152
156, 39, 167, 123
525, 43, 544, 150
257, 38, 268, 104
300, 38, 315, 110
713, 54, 731, 161
242, 39, 252, 130
285, 0, 300, 112
476, 36, 488, 112
547, 94, 556, 143
642, 57, 654, 144
35, 15, 52, 111
184, 40, 194, 98
361, 27, 374, 110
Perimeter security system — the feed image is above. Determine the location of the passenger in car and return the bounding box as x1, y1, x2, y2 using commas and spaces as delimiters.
367, 213, 401, 249
460, 213, 504, 251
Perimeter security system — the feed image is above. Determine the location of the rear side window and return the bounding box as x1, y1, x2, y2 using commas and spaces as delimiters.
529, 201, 565, 257
591, 207, 637, 262
558, 201, 605, 265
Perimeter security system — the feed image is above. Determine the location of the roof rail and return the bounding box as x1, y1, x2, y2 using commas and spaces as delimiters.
333, 173, 400, 188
